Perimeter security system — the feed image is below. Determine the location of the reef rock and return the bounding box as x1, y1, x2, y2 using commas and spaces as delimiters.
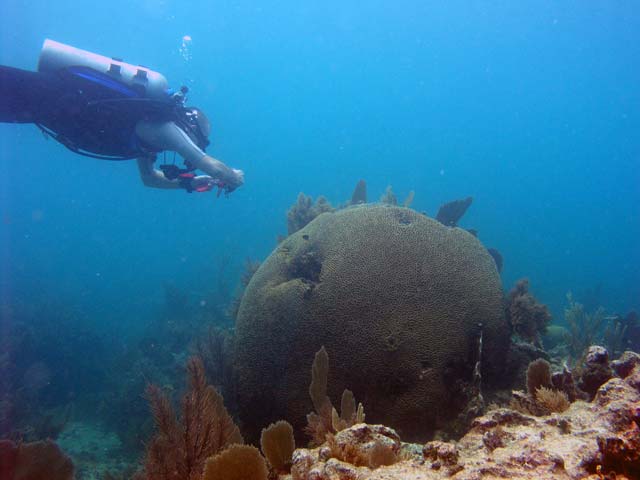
579, 345, 614, 399
234, 204, 508, 442
287, 365, 640, 480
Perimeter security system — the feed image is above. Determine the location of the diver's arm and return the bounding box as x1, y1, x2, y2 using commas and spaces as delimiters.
135, 120, 244, 190
136, 156, 181, 189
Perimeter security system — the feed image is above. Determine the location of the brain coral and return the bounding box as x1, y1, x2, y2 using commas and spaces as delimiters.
233, 204, 507, 442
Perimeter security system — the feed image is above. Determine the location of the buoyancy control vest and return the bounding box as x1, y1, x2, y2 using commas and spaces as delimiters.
33, 40, 209, 160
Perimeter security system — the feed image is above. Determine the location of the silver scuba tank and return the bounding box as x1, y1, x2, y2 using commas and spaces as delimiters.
37, 39, 169, 99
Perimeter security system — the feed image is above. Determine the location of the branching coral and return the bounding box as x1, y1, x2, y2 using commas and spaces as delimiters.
142, 356, 243, 480
505, 279, 551, 346
565, 292, 607, 360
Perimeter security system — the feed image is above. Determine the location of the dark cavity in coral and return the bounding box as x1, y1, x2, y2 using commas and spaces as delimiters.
394, 209, 413, 225
290, 250, 322, 284
436, 197, 473, 227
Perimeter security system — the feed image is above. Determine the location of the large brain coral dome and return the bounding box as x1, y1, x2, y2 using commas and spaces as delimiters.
233, 204, 508, 441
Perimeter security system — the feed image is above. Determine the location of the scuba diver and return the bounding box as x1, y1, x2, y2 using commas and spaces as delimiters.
0, 39, 244, 195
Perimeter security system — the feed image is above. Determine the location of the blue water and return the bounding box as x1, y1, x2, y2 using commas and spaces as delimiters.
1, 0, 638, 337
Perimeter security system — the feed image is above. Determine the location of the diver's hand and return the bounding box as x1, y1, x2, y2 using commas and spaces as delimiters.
223, 168, 244, 193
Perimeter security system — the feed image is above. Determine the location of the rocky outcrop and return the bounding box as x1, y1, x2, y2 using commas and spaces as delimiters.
287, 363, 640, 480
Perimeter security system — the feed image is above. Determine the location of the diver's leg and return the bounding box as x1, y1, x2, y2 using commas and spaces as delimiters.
0, 66, 60, 123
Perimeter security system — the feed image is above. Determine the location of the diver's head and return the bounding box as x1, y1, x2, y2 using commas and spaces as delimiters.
180, 107, 211, 150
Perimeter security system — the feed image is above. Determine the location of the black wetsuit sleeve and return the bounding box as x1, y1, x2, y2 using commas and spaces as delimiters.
0, 65, 63, 123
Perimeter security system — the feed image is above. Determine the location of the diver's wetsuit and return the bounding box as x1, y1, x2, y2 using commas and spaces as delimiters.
0, 64, 177, 159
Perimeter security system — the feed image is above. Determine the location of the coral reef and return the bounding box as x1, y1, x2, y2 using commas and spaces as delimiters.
0, 438, 74, 480
435, 196, 472, 227
233, 204, 508, 442
510, 359, 571, 416
142, 356, 243, 480
286, 192, 334, 235
505, 278, 552, 346
577, 346, 614, 399
287, 360, 640, 479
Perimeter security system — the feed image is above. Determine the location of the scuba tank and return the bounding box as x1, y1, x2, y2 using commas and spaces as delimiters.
37, 39, 169, 99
